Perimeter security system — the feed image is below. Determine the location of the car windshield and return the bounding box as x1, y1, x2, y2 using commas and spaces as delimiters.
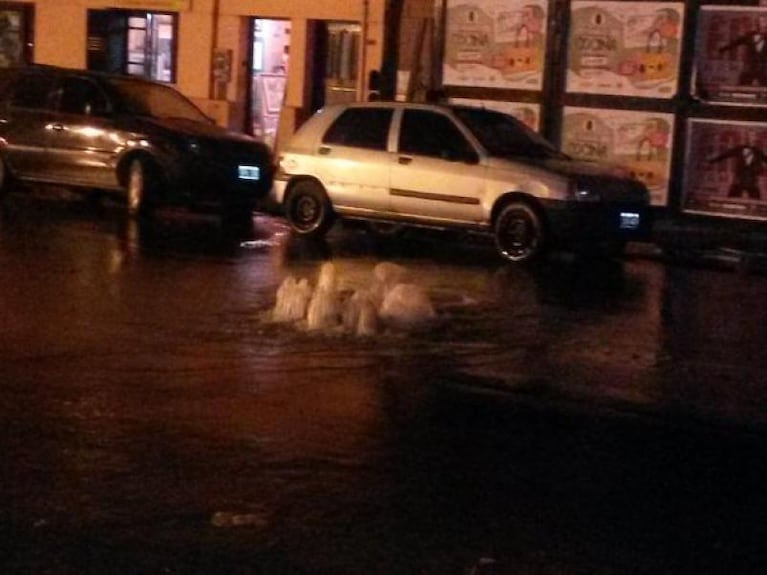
108, 78, 210, 123
452, 106, 567, 160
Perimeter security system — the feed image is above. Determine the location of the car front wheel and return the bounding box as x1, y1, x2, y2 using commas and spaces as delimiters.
126, 158, 157, 217
285, 180, 334, 237
494, 201, 546, 264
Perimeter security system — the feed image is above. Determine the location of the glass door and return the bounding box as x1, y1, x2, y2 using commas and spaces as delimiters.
249, 18, 290, 147
324, 21, 360, 105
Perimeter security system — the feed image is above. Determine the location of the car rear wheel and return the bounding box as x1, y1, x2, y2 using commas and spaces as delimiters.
494, 201, 546, 264
0, 157, 11, 197
126, 158, 157, 218
285, 180, 334, 237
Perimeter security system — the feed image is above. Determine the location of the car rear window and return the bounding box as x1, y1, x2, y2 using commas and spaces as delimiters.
58, 77, 109, 116
322, 108, 393, 150
11, 73, 55, 110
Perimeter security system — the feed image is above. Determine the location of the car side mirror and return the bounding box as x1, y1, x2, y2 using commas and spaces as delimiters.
463, 149, 480, 164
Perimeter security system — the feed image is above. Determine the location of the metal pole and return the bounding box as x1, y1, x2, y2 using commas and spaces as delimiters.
209, 0, 221, 99
358, 0, 369, 101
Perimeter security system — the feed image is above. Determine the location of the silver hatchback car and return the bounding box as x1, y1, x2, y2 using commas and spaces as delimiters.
272, 101, 651, 263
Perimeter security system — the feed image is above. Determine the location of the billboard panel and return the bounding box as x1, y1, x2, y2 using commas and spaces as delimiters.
566, 1, 684, 98
443, 0, 548, 90
683, 119, 767, 221
693, 6, 767, 106
562, 106, 674, 206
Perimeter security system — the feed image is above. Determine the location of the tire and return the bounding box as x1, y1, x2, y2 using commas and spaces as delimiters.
602, 239, 627, 259
0, 159, 9, 217
367, 221, 405, 238
0, 156, 12, 198
285, 180, 334, 237
125, 158, 157, 218
494, 201, 546, 264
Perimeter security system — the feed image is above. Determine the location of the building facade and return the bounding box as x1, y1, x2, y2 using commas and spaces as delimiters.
431, 0, 767, 224
4, 0, 767, 226
0, 0, 386, 150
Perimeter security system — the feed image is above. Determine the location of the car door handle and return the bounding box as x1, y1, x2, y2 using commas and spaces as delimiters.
47, 123, 65, 132
318, 146, 331, 155
398, 156, 413, 165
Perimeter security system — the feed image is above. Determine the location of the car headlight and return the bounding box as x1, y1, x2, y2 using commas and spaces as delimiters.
570, 182, 602, 202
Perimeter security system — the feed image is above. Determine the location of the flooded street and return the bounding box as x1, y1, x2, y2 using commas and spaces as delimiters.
1, 193, 766, 574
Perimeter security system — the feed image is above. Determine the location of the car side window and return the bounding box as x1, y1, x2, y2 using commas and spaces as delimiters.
399, 109, 478, 162
323, 108, 393, 150
58, 78, 109, 116
10, 73, 55, 110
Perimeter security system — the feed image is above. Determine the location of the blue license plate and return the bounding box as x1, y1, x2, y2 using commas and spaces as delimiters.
619, 211, 640, 230
238, 165, 261, 181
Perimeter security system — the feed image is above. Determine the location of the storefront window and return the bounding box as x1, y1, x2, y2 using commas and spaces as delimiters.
0, 4, 32, 67
88, 10, 176, 83
324, 22, 360, 105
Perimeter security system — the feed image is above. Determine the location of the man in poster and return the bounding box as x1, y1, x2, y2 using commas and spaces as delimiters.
708, 136, 767, 200
718, 15, 767, 87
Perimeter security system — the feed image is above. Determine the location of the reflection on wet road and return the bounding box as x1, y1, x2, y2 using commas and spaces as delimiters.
1, 194, 765, 574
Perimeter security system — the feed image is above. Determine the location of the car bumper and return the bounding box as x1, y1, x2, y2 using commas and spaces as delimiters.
542, 199, 653, 244
179, 161, 275, 211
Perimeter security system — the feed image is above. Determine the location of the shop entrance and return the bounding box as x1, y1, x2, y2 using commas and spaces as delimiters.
247, 19, 362, 145
248, 18, 290, 148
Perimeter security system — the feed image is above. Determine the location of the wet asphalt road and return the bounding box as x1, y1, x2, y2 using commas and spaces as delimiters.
1, 192, 766, 574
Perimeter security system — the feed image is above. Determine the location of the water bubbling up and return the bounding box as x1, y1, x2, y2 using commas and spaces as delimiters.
270, 262, 435, 336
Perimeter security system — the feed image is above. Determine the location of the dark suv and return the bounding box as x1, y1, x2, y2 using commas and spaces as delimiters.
0, 65, 274, 223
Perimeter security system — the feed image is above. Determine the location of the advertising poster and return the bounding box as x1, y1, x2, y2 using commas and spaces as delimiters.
566, 1, 684, 98
561, 106, 674, 206
443, 0, 548, 90
450, 97, 542, 132
683, 119, 767, 221
693, 6, 767, 106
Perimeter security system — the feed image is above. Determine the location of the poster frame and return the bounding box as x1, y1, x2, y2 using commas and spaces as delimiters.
682, 117, 767, 222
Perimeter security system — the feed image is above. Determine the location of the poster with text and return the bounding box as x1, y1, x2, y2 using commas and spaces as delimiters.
683, 119, 767, 221
443, 0, 548, 90
566, 1, 683, 98
693, 6, 767, 106
449, 98, 542, 132
561, 106, 674, 206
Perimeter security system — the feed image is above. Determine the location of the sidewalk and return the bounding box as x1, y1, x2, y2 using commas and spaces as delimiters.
628, 212, 767, 273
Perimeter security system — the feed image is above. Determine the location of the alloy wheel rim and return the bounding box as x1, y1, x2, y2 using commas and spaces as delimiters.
501, 214, 535, 259
128, 165, 143, 212
295, 196, 320, 230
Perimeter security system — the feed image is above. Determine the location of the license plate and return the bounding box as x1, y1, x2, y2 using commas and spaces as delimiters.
619, 211, 640, 230
238, 165, 261, 181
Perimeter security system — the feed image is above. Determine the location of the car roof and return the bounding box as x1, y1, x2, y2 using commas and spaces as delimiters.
1, 63, 168, 88
329, 100, 454, 113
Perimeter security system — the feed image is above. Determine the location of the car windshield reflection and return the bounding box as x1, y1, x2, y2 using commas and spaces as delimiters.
108, 78, 210, 123
452, 106, 568, 161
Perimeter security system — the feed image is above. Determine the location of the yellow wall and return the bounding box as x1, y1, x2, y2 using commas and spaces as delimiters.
31, 3, 86, 68
221, 0, 381, 21
17, 0, 385, 136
